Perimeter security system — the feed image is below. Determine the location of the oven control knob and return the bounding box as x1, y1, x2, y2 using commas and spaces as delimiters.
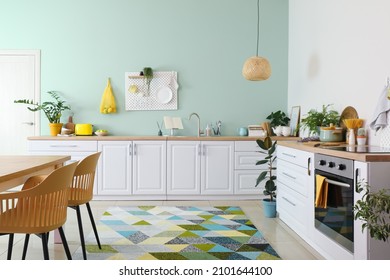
338, 164, 346, 170
328, 161, 335, 168
319, 160, 326, 166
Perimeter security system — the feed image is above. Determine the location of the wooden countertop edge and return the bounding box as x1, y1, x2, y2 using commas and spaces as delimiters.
278, 141, 390, 162
27, 136, 300, 141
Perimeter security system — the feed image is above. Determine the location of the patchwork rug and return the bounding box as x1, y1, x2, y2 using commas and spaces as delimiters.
72, 206, 280, 260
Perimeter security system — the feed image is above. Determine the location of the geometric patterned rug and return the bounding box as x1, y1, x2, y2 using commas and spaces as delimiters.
72, 206, 281, 260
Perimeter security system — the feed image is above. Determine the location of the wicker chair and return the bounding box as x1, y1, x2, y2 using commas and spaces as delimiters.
0, 162, 77, 260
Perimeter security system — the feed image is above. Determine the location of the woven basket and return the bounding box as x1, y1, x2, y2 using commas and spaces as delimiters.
242, 56, 271, 81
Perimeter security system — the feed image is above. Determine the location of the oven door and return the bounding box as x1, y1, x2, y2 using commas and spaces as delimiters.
314, 169, 354, 253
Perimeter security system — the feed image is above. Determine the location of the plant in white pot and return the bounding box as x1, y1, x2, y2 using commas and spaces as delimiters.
266, 110, 290, 136
14, 91, 71, 136
255, 136, 277, 218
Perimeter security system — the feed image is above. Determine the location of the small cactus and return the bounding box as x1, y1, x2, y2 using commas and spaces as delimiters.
357, 127, 366, 137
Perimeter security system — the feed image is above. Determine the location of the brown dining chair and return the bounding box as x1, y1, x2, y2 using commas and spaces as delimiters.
21, 152, 102, 260
0, 162, 77, 260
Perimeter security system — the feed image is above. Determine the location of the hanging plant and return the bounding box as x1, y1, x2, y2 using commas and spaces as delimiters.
143, 67, 153, 95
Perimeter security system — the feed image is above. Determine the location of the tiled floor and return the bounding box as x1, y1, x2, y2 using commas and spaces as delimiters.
0, 200, 324, 260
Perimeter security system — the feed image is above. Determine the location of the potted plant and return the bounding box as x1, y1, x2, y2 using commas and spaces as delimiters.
255, 136, 277, 218
354, 181, 390, 242
300, 104, 340, 136
266, 110, 290, 136
14, 91, 71, 136
356, 127, 367, 146
143, 67, 153, 96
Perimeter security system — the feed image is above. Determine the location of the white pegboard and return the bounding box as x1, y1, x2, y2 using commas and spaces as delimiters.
380, 127, 390, 147
125, 71, 178, 111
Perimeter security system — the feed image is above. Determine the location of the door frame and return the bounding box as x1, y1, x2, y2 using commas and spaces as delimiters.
0, 49, 41, 135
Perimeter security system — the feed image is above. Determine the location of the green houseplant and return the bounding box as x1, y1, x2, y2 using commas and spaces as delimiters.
255, 136, 277, 218
354, 181, 390, 242
300, 104, 340, 136
266, 110, 290, 127
14, 91, 71, 136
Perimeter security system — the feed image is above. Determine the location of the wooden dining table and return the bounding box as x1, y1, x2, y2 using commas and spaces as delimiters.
0, 155, 71, 192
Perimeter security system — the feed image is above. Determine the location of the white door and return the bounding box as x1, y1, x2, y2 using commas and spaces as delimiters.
201, 141, 234, 194
0, 50, 40, 155
97, 141, 132, 195
167, 141, 201, 194
132, 141, 166, 195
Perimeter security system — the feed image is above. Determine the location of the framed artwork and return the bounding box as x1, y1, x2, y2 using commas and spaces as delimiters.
289, 106, 301, 136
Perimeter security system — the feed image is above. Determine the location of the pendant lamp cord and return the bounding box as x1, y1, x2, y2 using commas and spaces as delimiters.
256, 0, 260, 57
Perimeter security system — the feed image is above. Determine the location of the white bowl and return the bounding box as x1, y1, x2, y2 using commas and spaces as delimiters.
95, 131, 108, 136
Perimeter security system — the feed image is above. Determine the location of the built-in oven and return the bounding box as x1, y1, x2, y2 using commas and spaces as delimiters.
314, 153, 354, 253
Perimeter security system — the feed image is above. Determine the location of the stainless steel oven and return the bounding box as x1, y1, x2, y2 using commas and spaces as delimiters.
314, 154, 354, 253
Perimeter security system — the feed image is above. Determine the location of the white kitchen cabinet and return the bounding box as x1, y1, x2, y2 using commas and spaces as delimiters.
167, 141, 201, 195
97, 141, 132, 195
277, 145, 313, 239
233, 141, 264, 195
353, 161, 390, 260
98, 140, 166, 197
28, 140, 98, 193
167, 141, 234, 196
132, 141, 166, 195
201, 141, 234, 195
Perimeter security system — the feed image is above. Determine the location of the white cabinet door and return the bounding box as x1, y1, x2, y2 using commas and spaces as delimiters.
132, 141, 166, 195
98, 141, 132, 195
167, 141, 201, 195
201, 141, 234, 194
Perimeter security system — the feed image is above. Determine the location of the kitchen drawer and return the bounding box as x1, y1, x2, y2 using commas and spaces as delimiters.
235, 141, 261, 152
277, 159, 308, 197
277, 145, 311, 168
234, 152, 265, 170
277, 182, 308, 237
28, 140, 98, 152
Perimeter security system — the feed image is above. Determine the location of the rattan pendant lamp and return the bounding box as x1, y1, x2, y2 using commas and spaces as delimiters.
242, 0, 271, 81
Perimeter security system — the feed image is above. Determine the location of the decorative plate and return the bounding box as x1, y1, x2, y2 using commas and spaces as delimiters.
156, 86, 173, 104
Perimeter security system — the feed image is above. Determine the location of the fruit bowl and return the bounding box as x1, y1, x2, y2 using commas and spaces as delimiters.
95, 131, 108, 136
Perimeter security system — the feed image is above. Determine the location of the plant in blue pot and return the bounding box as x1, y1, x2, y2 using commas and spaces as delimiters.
255, 136, 277, 218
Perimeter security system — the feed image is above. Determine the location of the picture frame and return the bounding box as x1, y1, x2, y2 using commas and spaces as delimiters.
289, 106, 301, 136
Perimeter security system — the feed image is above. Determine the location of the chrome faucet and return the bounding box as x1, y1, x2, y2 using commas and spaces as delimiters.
189, 112, 204, 137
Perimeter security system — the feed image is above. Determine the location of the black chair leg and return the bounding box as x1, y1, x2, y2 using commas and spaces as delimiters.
86, 202, 101, 249
75, 205, 87, 260
58, 226, 72, 260
7, 234, 14, 260
41, 233, 50, 260
22, 234, 30, 260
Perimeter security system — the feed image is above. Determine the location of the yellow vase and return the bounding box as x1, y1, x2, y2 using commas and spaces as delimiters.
49, 123, 63, 136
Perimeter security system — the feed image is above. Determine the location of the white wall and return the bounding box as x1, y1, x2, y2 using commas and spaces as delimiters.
289, 0, 390, 144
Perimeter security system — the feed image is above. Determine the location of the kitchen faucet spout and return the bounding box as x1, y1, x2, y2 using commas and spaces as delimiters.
189, 112, 203, 137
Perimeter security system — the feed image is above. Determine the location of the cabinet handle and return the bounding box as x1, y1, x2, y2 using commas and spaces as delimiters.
282, 172, 296, 180
355, 168, 359, 192
198, 144, 201, 156
129, 143, 132, 156
307, 157, 311, 176
282, 152, 296, 158
50, 145, 78, 148
203, 145, 206, 156
134, 143, 137, 156
282, 196, 296, 207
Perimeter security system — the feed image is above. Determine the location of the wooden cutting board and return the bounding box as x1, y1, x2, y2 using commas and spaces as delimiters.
303, 141, 345, 147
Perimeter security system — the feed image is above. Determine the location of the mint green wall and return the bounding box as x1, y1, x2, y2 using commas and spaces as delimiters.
1, 0, 288, 136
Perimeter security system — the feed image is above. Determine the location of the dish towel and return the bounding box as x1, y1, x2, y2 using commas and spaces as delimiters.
369, 86, 390, 133
315, 174, 328, 208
